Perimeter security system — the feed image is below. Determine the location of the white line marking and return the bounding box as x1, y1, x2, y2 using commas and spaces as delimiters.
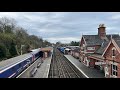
64, 55, 89, 78
16, 58, 40, 78
8, 73, 16, 78
45, 52, 53, 78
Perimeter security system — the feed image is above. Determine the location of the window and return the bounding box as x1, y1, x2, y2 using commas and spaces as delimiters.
112, 49, 115, 56
112, 47, 116, 57
111, 64, 117, 77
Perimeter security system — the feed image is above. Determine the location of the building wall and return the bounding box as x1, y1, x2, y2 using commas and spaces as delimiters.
74, 52, 79, 59
104, 43, 120, 78
80, 37, 104, 68
117, 64, 120, 78
80, 37, 85, 47
104, 43, 120, 62
80, 37, 101, 67
80, 37, 86, 62
105, 60, 120, 78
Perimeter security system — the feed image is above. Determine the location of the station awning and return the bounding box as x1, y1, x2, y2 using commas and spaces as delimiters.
40, 47, 52, 52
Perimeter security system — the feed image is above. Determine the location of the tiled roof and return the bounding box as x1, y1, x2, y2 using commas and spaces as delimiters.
97, 34, 120, 54
71, 47, 80, 52
114, 38, 120, 48
83, 35, 102, 46
95, 41, 109, 55
74, 48, 80, 52
89, 54, 104, 60
107, 34, 120, 40
83, 34, 120, 55
83, 34, 120, 46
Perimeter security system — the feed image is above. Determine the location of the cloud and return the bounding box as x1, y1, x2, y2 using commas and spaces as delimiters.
0, 12, 120, 43
110, 14, 120, 20
44, 37, 81, 43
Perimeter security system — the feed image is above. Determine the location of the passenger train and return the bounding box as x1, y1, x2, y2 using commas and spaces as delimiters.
0, 48, 43, 78
57, 47, 66, 54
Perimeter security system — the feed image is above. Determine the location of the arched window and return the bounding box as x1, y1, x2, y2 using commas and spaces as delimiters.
112, 47, 116, 57
112, 49, 115, 56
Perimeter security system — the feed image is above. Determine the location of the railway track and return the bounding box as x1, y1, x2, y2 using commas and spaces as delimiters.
48, 47, 85, 78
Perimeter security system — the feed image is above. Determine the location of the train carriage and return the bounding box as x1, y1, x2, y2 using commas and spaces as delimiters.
0, 48, 42, 78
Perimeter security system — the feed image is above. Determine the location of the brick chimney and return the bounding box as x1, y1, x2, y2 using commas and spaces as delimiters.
98, 24, 106, 39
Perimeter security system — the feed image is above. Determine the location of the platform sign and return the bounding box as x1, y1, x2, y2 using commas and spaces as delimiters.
95, 62, 106, 65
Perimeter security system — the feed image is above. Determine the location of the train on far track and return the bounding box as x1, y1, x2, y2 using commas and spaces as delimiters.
57, 47, 66, 54
57, 47, 71, 54
0, 48, 44, 78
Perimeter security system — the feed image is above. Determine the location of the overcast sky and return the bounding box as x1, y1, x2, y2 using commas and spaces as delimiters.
0, 12, 120, 43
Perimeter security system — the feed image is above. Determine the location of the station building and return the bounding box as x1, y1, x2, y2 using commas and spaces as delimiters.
102, 37, 120, 78
79, 24, 120, 78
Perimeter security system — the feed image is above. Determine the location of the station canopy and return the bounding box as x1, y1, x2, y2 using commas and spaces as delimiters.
40, 47, 52, 52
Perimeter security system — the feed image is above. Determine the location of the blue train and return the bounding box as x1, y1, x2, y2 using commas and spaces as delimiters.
57, 47, 66, 54
0, 48, 43, 78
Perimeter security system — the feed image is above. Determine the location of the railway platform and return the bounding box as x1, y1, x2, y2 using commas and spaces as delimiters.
33, 54, 52, 78
64, 55, 105, 78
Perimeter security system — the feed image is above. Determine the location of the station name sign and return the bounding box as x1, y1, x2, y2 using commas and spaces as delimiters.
95, 62, 106, 65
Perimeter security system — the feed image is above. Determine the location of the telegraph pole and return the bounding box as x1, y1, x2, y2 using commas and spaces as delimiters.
21, 45, 25, 55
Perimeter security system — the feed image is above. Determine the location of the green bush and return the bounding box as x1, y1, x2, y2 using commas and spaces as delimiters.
0, 43, 7, 60
9, 41, 18, 57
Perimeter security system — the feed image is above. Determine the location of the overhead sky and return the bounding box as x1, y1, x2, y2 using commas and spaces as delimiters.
0, 12, 120, 43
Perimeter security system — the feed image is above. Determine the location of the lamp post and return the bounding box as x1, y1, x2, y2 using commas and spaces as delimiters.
21, 45, 25, 55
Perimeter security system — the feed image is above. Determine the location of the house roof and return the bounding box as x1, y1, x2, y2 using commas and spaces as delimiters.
83, 34, 120, 46
82, 34, 120, 55
114, 38, 120, 48
40, 47, 52, 52
83, 35, 102, 46
89, 54, 104, 60
95, 41, 109, 55
71, 47, 80, 52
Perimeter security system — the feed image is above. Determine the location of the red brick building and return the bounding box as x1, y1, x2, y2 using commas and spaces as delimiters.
79, 24, 120, 75
102, 37, 120, 78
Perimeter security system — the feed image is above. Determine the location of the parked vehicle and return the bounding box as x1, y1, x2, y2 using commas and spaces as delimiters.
57, 47, 66, 54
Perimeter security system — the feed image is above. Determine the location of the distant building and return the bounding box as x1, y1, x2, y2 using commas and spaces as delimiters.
71, 47, 80, 59
40, 47, 52, 58
66, 46, 80, 58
